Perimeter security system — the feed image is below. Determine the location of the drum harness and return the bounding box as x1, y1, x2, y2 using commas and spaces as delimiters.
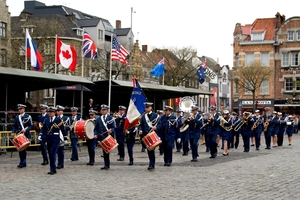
145, 113, 159, 134
97, 115, 115, 136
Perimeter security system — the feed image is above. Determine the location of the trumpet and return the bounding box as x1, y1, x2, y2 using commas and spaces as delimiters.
113, 112, 121, 118
180, 113, 194, 132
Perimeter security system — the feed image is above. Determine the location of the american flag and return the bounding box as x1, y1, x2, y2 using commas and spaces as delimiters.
82, 30, 98, 59
111, 36, 130, 66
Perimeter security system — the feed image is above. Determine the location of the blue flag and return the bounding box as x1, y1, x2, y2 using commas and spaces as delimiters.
150, 58, 165, 78
197, 59, 207, 84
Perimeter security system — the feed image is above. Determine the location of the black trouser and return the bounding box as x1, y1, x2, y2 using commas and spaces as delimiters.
208, 133, 218, 156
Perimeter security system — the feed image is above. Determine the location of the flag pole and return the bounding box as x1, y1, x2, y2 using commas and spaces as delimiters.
25, 28, 28, 70
162, 57, 165, 85
53, 35, 58, 106
108, 33, 113, 111
81, 28, 84, 77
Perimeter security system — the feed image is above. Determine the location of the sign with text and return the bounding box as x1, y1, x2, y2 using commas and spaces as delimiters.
241, 100, 272, 105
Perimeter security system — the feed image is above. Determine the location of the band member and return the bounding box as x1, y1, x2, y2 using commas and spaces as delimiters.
240, 112, 254, 152
94, 104, 115, 170
175, 109, 182, 152
271, 111, 280, 147
55, 105, 68, 169
156, 110, 164, 155
231, 112, 240, 149
200, 113, 209, 152
68, 107, 82, 161
286, 115, 294, 145
207, 106, 220, 158
156, 106, 180, 166
11, 104, 33, 168
277, 112, 286, 146
126, 125, 138, 165
252, 110, 264, 150
114, 105, 127, 161
40, 106, 66, 175
220, 110, 232, 156
37, 104, 49, 165
139, 102, 159, 170
262, 107, 273, 149
86, 110, 97, 165
186, 105, 202, 161
181, 112, 190, 155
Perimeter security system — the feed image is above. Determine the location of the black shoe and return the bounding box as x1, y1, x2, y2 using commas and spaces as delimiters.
41, 161, 48, 165
243, 150, 249, 152
176, 150, 181, 152
205, 150, 209, 152
251, 144, 255, 146
210, 153, 217, 158
57, 166, 64, 169
159, 153, 163, 155
70, 158, 78, 161
17, 164, 26, 168
191, 159, 198, 162
86, 162, 94, 166
101, 166, 110, 170
265, 147, 271, 149
117, 158, 124, 161
141, 148, 145, 152
223, 153, 229, 156
256, 148, 260, 151
182, 153, 188, 156
164, 163, 171, 166
47, 171, 56, 175
289, 144, 291, 146
128, 162, 133, 165
147, 166, 155, 170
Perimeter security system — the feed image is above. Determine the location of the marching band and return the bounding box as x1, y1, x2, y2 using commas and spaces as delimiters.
9, 100, 299, 175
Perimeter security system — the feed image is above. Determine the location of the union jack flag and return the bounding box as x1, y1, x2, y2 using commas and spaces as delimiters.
111, 36, 130, 66
82, 30, 98, 59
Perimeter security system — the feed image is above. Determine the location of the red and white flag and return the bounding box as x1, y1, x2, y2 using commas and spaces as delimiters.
56, 38, 77, 71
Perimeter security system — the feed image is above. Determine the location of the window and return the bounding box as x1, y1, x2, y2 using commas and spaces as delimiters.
0, 49, 7, 66
252, 33, 263, 41
98, 29, 103, 40
297, 31, 300, 41
296, 77, 300, 91
44, 43, 52, 54
77, 29, 83, 36
234, 79, 238, 94
260, 80, 269, 94
245, 79, 253, 94
235, 54, 239, 66
222, 72, 227, 82
260, 52, 269, 66
285, 78, 293, 91
291, 52, 299, 66
288, 31, 294, 41
282, 53, 289, 66
245, 53, 254, 66
44, 89, 53, 98
0, 22, 6, 38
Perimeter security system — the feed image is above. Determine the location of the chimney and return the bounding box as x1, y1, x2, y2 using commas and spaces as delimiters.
281, 15, 286, 24
275, 12, 283, 28
116, 20, 121, 29
142, 45, 148, 52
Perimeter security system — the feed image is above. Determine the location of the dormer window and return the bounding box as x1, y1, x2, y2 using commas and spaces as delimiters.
288, 31, 294, 41
251, 29, 265, 41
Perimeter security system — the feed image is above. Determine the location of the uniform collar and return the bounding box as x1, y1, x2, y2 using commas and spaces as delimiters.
148, 111, 152, 115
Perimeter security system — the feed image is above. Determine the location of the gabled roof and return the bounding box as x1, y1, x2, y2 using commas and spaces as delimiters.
115, 28, 131, 36
244, 18, 277, 41
77, 18, 101, 27
241, 25, 251, 35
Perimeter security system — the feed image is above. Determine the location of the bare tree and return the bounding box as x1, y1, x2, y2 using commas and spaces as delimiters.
232, 63, 273, 111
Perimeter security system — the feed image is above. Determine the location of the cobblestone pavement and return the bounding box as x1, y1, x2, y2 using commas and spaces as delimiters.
1, 134, 300, 200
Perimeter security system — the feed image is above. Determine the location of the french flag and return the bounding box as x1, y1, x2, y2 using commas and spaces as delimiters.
26, 29, 43, 71
123, 78, 147, 131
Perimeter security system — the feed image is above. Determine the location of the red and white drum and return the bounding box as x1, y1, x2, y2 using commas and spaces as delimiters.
12, 134, 30, 152
100, 135, 118, 154
74, 120, 95, 139
142, 131, 162, 151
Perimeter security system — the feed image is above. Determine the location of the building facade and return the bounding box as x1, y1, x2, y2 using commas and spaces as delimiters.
0, 0, 11, 68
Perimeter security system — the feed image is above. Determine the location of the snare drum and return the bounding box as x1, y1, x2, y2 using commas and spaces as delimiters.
142, 131, 162, 151
100, 135, 118, 154
74, 120, 95, 139
12, 134, 30, 152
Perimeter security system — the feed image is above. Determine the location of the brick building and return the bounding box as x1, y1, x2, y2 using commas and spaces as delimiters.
0, 0, 11, 67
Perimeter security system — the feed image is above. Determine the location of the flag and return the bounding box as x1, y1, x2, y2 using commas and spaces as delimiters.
56, 38, 77, 72
82, 30, 98, 59
150, 58, 165, 78
25, 29, 43, 71
123, 78, 147, 131
111, 36, 130, 66
197, 58, 207, 84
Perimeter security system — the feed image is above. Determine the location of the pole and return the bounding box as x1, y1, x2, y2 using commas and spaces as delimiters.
130, 7, 133, 52
53, 35, 57, 106
81, 28, 84, 77
108, 34, 113, 111
25, 29, 28, 70
80, 84, 83, 118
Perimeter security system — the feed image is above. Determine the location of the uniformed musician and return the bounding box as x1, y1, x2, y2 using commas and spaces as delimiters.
207, 106, 220, 158
271, 111, 280, 147
68, 107, 82, 161
220, 110, 232, 156
200, 112, 210, 152
277, 112, 286, 146
139, 102, 159, 170
37, 104, 49, 165
156, 106, 181, 166
86, 110, 97, 165
114, 105, 127, 161
186, 105, 202, 161
11, 104, 33, 168
286, 115, 294, 145
175, 109, 182, 152
231, 112, 240, 149
240, 112, 254, 152
94, 104, 115, 170
55, 105, 68, 169
126, 125, 138, 165
156, 110, 164, 155
40, 106, 66, 175
262, 107, 273, 149
181, 112, 190, 155
252, 110, 264, 150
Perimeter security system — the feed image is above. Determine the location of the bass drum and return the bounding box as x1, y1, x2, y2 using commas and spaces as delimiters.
74, 120, 95, 139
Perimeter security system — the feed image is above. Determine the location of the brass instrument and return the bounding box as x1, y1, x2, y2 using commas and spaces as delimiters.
219, 116, 232, 131
251, 116, 260, 131
178, 97, 196, 132
233, 113, 252, 132
180, 113, 194, 133
200, 114, 212, 130
113, 112, 121, 118
263, 118, 270, 132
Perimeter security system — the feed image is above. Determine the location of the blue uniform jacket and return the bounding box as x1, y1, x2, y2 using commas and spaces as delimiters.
279, 117, 286, 133
220, 116, 233, 134
68, 115, 82, 139
187, 113, 202, 139
286, 120, 294, 135
208, 113, 220, 135
40, 116, 66, 143
263, 114, 274, 132
37, 113, 49, 139
252, 115, 264, 133
157, 114, 180, 142
240, 117, 254, 135
94, 115, 116, 141
115, 113, 126, 136
12, 113, 33, 139
138, 112, 159, 137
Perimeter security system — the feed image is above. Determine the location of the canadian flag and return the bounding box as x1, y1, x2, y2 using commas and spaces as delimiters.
56, 38, 77, 71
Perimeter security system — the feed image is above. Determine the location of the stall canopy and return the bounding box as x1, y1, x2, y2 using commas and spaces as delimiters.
55, 84, 92, 92
90, 80, 211, 111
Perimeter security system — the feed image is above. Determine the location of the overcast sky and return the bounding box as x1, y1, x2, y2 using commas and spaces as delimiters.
6, 0, 300, 67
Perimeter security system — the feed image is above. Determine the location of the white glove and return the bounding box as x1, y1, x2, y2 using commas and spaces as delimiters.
64, 140, 68, 145
177, 138, 181, 143
38, 136, 42, 141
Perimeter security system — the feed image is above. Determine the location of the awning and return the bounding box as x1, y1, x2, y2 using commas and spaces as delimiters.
55, 84, 92, 92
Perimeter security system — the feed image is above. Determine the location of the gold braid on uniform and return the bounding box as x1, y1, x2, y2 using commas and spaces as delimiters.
47, 119, 65, 134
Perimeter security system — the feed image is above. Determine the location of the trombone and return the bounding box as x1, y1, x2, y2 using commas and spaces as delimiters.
233, 113, 252, 132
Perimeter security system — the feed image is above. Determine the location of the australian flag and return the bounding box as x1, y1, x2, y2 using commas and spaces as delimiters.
82, 30, 98, 59
197, 58, 207, 84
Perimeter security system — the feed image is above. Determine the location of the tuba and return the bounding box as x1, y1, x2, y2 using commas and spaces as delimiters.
179, 96, 196, 132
